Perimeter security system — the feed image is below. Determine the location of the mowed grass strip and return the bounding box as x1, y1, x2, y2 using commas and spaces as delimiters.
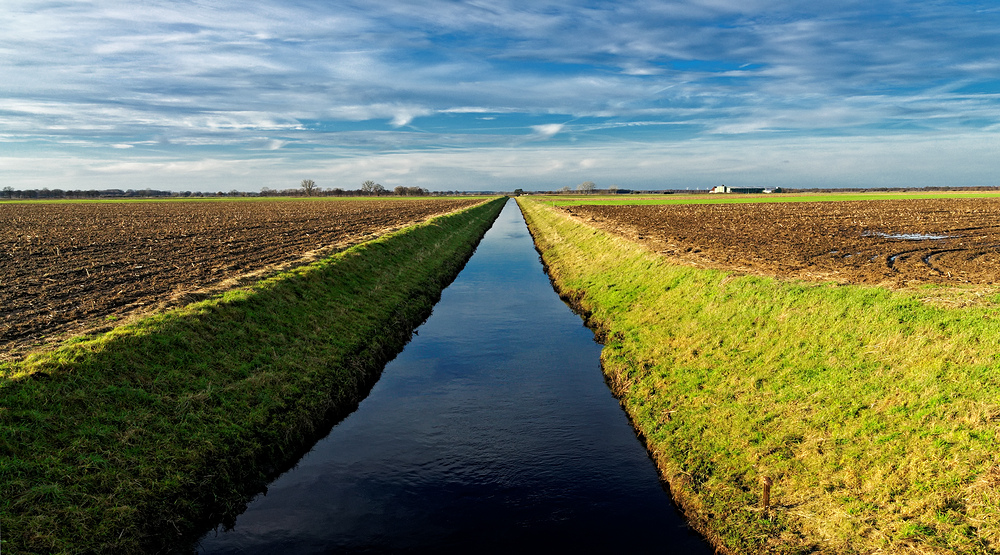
0, 197, 506, 554
518, 197, 1000, 554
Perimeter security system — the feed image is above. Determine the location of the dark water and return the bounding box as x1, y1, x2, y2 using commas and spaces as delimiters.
196, 199, 712, 554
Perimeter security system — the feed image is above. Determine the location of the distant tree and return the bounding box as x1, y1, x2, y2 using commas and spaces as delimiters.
395, 186, 429, 196
513, 188, 524, 196
559, 185, 571, 194
577, 181, 596, 194
300, 179, 318, 196
331, 187, 345, 196
608, 184, 618, 195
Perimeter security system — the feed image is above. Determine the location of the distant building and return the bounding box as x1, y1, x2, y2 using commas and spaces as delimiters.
709, 185, 766, 194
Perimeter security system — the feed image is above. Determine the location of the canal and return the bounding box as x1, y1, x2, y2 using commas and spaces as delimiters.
196, 199, 712, 553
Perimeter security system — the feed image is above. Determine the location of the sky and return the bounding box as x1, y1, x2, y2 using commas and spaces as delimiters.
1, 1, 999, 193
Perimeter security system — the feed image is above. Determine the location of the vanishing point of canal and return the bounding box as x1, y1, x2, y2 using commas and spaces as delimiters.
196, 199, 713, 553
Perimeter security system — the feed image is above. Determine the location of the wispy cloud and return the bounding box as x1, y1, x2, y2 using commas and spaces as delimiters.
1, 0, 998, 190
530, 124, 564, 139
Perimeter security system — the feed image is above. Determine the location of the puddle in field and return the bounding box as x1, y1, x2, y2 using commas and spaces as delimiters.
195, 199, 712, 554
865, 231, 952, 240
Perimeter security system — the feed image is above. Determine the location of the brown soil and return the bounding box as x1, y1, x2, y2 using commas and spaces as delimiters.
564, 197, 1000, 288
0, 198, 481, 359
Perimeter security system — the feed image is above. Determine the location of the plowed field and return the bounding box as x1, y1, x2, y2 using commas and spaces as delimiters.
1, 198, 481, 359
565, 197, 1000, 287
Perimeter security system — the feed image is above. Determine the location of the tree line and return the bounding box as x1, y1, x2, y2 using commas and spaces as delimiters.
2, 187, 180, 199
2, 182, 448, 200
287, 180, 432, 197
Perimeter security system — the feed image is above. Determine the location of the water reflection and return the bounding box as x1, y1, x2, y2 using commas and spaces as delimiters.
197, 199, 712, 554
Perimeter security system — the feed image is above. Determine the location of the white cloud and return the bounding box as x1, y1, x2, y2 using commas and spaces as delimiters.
530, 124, 564, 139
621, 66, 663, 76
390, 111, 424, 127
0, 0, 997, 191
2, 131, 995, 192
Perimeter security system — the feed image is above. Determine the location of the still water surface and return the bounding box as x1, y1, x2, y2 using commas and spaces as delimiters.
197, 199, 712, 553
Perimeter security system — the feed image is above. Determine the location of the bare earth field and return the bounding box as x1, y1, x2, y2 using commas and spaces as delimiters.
565, 196, 1000, 287
0, 198, 480, 359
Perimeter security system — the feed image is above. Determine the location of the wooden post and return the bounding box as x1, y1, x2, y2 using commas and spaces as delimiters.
761, 476, 773, 516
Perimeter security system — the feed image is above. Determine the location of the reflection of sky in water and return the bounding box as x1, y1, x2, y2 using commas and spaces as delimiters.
866, 231, 952, 240
197, 199, 712, 554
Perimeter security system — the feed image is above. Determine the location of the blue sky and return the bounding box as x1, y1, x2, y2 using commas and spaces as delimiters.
2, 0, 999, 192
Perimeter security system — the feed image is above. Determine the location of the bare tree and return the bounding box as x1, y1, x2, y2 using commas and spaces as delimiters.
608, 184, 619, 194
361, 180, 377, 194
577, 181, 596, 194
559, 185, 571, 194
300, 179, 318, 196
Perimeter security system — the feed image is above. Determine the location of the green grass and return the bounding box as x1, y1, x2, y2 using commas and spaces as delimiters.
0, 197, 506, 554
518, 197, 1000, 554
537, 191, 1000, 206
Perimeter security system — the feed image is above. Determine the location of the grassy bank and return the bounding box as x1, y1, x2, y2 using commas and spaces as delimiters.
0, 197, 506, 553
518, 197, 1000, 554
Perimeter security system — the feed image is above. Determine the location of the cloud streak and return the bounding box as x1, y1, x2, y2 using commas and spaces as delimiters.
1, 0, 998, 190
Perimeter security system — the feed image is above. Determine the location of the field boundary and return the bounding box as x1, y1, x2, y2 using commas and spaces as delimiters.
536, 190, 1000, 207
0, 197, 506, 553
518, 197, 1000, 554
1, 197, 482, 361
0, 195, 484, 205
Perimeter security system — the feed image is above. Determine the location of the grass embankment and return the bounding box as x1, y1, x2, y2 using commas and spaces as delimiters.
518, 197, 1000, 554
0, 197, 506, 554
